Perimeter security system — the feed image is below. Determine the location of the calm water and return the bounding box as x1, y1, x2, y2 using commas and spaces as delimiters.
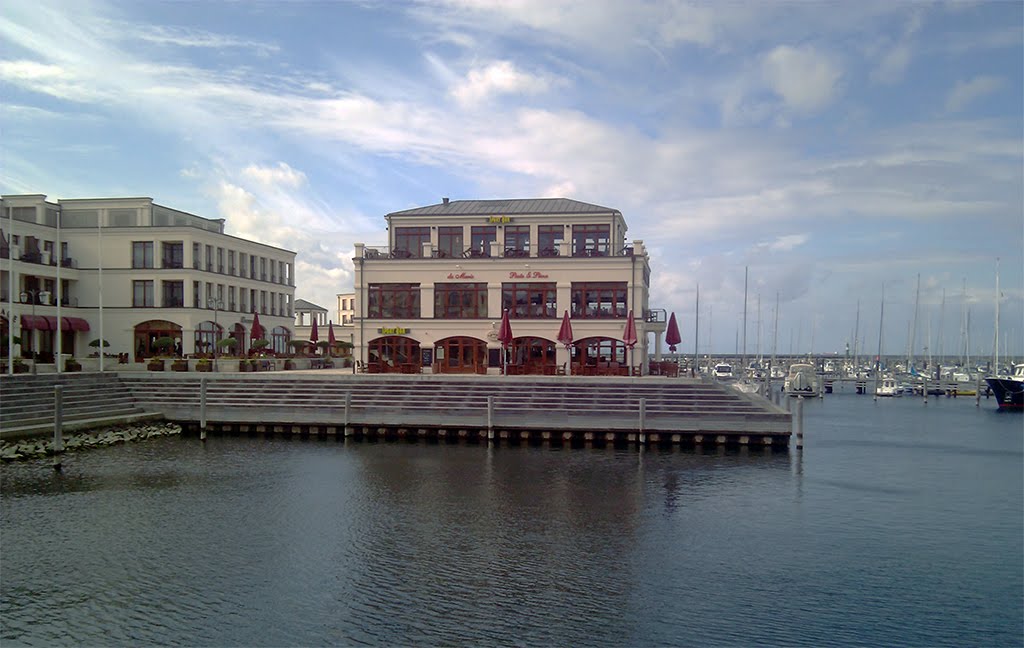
2, 394, 1021, 647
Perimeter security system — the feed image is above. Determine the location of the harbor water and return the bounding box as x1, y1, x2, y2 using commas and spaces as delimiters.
2, 394, 1021, 646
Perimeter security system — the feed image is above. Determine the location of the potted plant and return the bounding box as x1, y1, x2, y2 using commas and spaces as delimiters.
13, 357, 29, 374
316, 341, 331, 356
148, 336, 175, 371
288, 340, 308, 355
218, 338, 238, 355
64, 356, 82, 372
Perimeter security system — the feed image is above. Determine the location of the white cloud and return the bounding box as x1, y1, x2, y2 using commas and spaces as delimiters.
125, 24, 280, 55
872, 44, 911, 84
0, 59, 64, 80
945, 75, 1003, 113
762, 234, 810, 252
762, 45, 842, 113
450, 60, 556, 106
241, 162, 308, 189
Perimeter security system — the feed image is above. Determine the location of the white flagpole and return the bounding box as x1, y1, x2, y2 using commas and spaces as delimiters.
56, 207, 62, 373
7, 204, 14, 374
98, 215, 104, 373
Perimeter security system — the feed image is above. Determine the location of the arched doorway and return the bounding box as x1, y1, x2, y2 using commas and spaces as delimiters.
574, 336, 628, 375
134, 320, 183, 360
271, 326, 291, 355
435, 336, 487, 374
229, 323, 247, 356
509, 336, 557, 375
368, 335, 421, 373
194, 321, 222, 357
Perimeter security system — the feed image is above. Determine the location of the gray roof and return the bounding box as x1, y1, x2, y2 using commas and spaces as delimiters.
294, 299, 327, 312
388, 198, 620, 218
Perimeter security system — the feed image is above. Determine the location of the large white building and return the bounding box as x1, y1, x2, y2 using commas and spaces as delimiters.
2, 194, 296, 371
353, 198, 667, 374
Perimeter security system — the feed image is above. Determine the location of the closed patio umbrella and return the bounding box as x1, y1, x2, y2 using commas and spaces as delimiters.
557, 310, 574, 376
498, 309, 513, 374
665, 312, 682, 352
250, 312, 264, 342
623, 310, 638, 375
328, 321, 336, 357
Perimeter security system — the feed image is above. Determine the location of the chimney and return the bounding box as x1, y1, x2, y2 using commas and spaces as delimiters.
442, 197, 449, 205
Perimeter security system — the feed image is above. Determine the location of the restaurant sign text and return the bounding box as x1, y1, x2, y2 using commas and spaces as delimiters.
378, 327, 410, 335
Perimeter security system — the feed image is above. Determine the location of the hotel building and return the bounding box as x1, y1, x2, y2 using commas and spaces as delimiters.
352, 198, 667, 374
2, 194, 296, 370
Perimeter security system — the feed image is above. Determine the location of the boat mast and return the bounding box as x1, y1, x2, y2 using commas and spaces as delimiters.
960, 278, 967, 366
993, 258, 1000, 375
756, 292, 762, 365
772, 291, 779, 366
874, 284, 885, 400
853, 299, 860, 371
741, 265, 748, 375
937, 288, 945, 369
908, 273, 920, 373
693, 283, 699, 377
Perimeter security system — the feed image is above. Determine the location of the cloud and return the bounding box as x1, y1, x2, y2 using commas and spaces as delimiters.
241, 162, 308, 189
450, 60, 557, 106
762, 45, 842, 113
945, 75, 1003, 113
761, 234, 810, 252
124, 24, 280, 55
872, 44, 911, 84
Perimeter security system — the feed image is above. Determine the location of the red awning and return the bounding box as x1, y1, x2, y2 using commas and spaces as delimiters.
19, 315, 90, 331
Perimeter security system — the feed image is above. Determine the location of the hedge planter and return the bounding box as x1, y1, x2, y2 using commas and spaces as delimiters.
196, 362, 213, 372
147, 359, 165, 371
171, 359, 189, 372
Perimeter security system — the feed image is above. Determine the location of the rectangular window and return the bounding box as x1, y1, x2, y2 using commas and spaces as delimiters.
570, 282, 628, 318
206, 283, 214, 308
434, 283, 487, 318
133, 280, 154, 307
538, 225, 564, 257
205, 245, 213, 271
437, 226, 463, 258
162, 280, 184, 308
393, 227, 430, 258
250, 254, 256, 278
132, 241, 154, 268
469, 226, 496, 257
502, 282, 557, 319
250, 289, 257, 313
228, 250, 236, 275
192, 243, 201, 269
367, 283, 421, 318
572, 224, 611, 257
260, 290, 267, 314
229, 286, 236, 311
270, 260, 276, 283
193, 281, 201, 308
217, 248, 224, 273
260, 257, 266, 281
240, 289, 248, 313
162, 242, 184, 269
504, 226, 530, 257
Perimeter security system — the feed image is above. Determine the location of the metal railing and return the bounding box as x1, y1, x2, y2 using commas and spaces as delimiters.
361, 243, 635, 260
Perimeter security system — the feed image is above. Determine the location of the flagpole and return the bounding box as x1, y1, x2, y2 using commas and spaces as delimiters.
56, 207, 62, 373
693, 283, 699, 378
98, 215, 104, 373
7, 203, 14, 374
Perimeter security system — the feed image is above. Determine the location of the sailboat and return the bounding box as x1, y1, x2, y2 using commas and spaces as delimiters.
984, 259, 1023, 409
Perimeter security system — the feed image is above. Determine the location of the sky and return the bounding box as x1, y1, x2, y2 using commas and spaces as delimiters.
2, 0, 1022, 361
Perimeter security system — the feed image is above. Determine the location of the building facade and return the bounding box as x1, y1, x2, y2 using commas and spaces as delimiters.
2, 194, 296, 371
336, 292, 355, 325
353, 198, 666, 375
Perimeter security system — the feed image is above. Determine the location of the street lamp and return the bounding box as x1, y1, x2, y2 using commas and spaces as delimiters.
211, 298, 224, 371
19, 288, 50, 375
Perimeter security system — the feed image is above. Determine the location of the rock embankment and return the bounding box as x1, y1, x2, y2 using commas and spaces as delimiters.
0, 422, 182, 462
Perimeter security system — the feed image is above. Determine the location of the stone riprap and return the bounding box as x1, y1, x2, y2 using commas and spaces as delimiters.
0, 422, 181, 462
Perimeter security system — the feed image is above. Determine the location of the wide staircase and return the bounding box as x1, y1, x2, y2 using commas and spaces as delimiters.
0, 373, 161, 439
119, 374, 790, 435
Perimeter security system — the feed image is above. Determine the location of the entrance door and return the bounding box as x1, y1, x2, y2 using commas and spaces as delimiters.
436, 337, 487, 374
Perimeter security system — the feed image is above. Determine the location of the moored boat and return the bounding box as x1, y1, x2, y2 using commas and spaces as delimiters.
784, 363, 820, 397
985, 364, 1024, 410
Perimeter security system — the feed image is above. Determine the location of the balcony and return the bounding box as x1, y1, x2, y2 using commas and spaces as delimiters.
358, 242, 641, 260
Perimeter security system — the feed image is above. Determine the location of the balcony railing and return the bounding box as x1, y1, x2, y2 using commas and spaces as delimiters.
360, 242, 641, 260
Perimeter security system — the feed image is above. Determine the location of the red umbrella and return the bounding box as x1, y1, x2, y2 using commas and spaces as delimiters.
665, 312, 682, 352
623, 310, 637, 375
250, 312, 264, 341
328, 320, 336, 345
557, 311, 573, 376
310, 318, 319, 343
498, 309, 513, 374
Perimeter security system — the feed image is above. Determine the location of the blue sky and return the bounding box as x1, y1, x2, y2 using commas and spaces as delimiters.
2, 0, 1022, 360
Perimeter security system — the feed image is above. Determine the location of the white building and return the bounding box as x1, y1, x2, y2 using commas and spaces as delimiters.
353, 198, 667, 375
336, 292, 355, 325
2, 194, 296, 371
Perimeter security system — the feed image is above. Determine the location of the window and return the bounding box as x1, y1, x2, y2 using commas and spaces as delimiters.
502, 282, 557, 318
504, 226, 530, 257
437, 226, 463, 258
192, 243, 201, 269
434, 283, 487, 318
572, 224, 611, 257
133, 280, 154, 307
367, 283, 421, 318
571, 282, 627, 318
270, 260, 276, 283
205, 245, 213, 271
240, 289, 248, 313
250, 289, 257, 313
132, 241, 154, 268
538, 225, 564, 257
229, 286, 236, 311
260, 290, 267, 314
193, 281, 201, 308
217, 248, 224, 273
240, 253, 248, 278
162, 242, 184, 269
260, 257, 267, 281
228, 250, 236, 275
249, 254, 256, 278
271, 326, 290, 355
206, 283, 213, 308
194, 321, 222, 355
162, 280, 185, 308
394, 227, 429, 258
469, 226, 496, 257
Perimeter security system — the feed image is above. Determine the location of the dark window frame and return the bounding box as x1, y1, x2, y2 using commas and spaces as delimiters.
570, 282, 628, 318
502, 282, 557, 319
367, 283, 421, 319
434, 282, 488, 318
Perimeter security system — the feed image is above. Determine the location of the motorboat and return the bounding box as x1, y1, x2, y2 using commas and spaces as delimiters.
875, 377, 902, 397
784, 363, 819, 397
985, 364, 1024, 410
712, 363, 734, 380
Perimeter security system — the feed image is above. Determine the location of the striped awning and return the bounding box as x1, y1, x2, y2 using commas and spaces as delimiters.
19, 315, 90, 331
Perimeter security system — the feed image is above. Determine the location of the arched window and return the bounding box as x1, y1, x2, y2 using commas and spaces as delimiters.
271, 326, 291, 355
134, 320, 183, 360
434, 336, 487, 374
574, 336, 627, 374
509, 336, 557, 374
194, 321, 222, 357
368, 336, 421, 373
